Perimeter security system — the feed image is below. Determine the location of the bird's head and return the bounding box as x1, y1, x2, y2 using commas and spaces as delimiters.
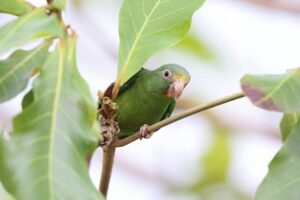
156, 64, 190, 99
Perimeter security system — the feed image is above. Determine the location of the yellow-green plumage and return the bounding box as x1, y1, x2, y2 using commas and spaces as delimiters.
115, 64, 190, 138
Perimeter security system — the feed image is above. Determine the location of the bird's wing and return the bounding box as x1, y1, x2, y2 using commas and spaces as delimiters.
160, 99, 176, 121
118, 69, 143, 96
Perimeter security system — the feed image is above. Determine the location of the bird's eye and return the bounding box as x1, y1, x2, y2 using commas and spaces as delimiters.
163, 70, 171, 78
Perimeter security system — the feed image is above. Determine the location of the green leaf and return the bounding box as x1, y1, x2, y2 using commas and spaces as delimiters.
241, 68, 300, 112
199, 130, 230, 186
0, 36, 103, 200
21, 90, 34, 109
280, 113, 300, 141
53, 0, 67, 10
175, 33, 215, 61
255, 120, 300, 200
0, 183, 14, 200
0, 7, 64, 55
0, 0, 33, 16
190, 130, 230, 190
117, 0, 205, 86
0, 41, 51, 103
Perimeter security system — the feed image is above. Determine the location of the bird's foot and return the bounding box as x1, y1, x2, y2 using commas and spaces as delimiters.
139, 124, 152, 139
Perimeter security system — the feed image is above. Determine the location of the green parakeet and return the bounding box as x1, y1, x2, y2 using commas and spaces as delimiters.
115, 64, 190, 139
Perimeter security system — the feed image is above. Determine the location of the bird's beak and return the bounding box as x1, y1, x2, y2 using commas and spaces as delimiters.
168, 79, 185, 99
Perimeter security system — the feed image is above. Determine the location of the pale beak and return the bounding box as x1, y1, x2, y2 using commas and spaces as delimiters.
168, 79, 185, 99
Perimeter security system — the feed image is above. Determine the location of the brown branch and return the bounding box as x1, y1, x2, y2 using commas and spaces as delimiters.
99, 147, 116, 197
98, 87, 119, 197
177, 98, 280, 140
111, 92, 245, 147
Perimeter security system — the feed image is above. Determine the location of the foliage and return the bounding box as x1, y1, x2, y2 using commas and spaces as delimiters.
52, 0, 67, 10
280, 113, 300, 141
0, 42, 50, 102
175, 33, 215, 61
255, 115, 300, 200
241, 69, 300, 199
241, 68, 300, 112
0, 183, 14, 200
0, 7, 63, 55
197, 130, 230, 188
0, 1, 102, 199
0, 0, 33, 16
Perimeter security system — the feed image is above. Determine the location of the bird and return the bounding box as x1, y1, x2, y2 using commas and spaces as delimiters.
114, 63, 190, 139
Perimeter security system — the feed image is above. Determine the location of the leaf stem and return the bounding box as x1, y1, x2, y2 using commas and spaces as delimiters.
112, 92, 245, 147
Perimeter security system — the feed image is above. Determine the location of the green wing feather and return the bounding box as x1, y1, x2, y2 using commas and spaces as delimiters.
160, 99, 176, 120
118, 69, 142, 95
97, 69, 142, 110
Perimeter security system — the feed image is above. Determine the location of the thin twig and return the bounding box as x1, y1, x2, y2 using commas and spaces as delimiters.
111, 92, 245, 147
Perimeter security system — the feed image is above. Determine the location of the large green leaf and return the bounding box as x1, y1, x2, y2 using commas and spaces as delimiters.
0, 7, 63, 55
0, 41, 51, 103
0, 0, 33, 16
280, 113, 300, 141
255, 120, 300, 200
241, 69, 300, 112
0, 36, 103, 200
116, 0, 205, 86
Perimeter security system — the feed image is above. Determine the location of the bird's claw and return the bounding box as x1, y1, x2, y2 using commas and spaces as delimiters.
139, 124, 152, 139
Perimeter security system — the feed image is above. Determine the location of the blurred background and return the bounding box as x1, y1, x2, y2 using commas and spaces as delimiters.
1, 0, 300, 199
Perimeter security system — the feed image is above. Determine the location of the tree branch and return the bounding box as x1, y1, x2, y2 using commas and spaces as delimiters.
111, 92, 245, 147
99, 146, 116, 197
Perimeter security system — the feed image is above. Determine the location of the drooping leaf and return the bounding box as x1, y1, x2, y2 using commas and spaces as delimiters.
53, 0, 67, 10
280, 113, 300, 141
175, 33, 215, 61
255, 120, 300, 200
116, 0, 205, 87
0, 7, 63, 55
241, 68, 300, 112
0, 41, 51, 103
0, 0, 33, 16
0, 36, 103, 200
